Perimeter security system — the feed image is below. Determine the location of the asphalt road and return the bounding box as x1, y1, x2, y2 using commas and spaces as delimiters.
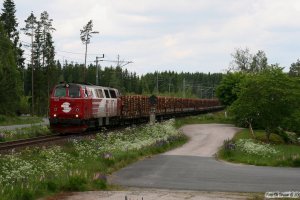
110, 124, 300, 192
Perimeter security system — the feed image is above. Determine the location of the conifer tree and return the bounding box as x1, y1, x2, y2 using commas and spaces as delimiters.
22, 12, 37, 114
0, 22, 21, 115
0, 0, 24, 69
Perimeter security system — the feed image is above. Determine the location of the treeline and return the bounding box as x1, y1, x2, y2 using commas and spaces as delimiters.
21, 60, 224, 115
217, 48, 300, 140
55, 62, 222, 97
22, 62, 223, 115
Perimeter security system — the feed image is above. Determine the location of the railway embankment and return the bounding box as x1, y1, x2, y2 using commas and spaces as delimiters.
0, 119, 187, 200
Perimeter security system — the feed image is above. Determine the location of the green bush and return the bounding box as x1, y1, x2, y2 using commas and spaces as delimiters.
44, 180, 58, 192
63, 176, 88, 191
18, 96, 30, 115
281, 110, 300, 134
0, 115, 6, 122
92, 179, 107, 189
292, 158, 300, 167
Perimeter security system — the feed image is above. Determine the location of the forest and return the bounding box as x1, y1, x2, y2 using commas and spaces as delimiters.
0, 0, 223, 116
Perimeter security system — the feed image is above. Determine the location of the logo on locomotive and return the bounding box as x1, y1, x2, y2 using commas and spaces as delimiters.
61, 102, 71, 113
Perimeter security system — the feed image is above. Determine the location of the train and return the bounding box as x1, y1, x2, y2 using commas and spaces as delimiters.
49, 82, 223, 133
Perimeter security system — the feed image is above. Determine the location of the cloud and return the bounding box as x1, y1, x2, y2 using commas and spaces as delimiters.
14, 0, 300, 74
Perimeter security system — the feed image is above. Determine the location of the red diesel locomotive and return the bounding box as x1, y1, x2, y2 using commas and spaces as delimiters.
49, 83, 222, 133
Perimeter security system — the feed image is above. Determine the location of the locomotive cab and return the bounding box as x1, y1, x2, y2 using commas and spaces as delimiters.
49, 83, 90, 133
49, 83, 121, 133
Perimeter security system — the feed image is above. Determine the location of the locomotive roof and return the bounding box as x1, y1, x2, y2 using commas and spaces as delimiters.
56, 82, 118, 91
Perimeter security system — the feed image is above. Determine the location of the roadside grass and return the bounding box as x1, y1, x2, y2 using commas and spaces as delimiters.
218, 129, 300, 167
0, 120, 188, 200
0, 115, 43, 126
0, 125, 53, 142
174, 111, 232, 128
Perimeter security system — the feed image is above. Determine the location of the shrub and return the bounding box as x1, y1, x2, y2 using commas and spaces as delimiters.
63, 176, 87, 191
292, 158, 300, 167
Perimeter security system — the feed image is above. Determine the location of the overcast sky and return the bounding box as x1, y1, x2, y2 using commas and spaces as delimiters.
13, 0, 300, 75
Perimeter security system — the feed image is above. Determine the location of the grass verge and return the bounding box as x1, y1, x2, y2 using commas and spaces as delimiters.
0, 115, 43, 126
218, 129, 300, 167
0, 120, 188, 200
174, 111, 232, 128
0, 125, 53, 142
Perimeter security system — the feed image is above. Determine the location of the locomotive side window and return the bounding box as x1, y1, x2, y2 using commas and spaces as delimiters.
91, 90, 96, 98
54, 86, 66, 97
109, 90, 117, 98
104, 89, 110, 98
69, 84, 81, 98
97, 89, 104, 98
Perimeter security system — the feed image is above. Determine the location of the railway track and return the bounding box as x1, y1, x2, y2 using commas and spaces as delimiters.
0, 134, 64, 151
0, 128, 114, 151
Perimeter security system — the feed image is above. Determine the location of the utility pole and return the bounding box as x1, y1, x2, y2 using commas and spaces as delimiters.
95, 54, 104, 85
31, 27, 34, 115
156, 71, 159, 93
183, 78, 186, 98
113, 54, 133, 68
168, 78, 172, 95
117, 54, 120, 67
168, 79, 171, 95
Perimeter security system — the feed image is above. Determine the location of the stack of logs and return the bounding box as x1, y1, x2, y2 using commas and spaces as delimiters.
120, 95, 220, 119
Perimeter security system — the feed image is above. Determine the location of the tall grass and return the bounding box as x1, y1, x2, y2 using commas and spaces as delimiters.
0, 115, 43, 126
0, 119, 187, 200
218, 129, 300, 167
0, 125, 52, 142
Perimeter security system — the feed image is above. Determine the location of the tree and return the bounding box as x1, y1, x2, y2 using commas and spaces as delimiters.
80, 20, 98, 82
0, 22, 21, 115
0, 0, 17, 39
230, 68, 298, 141
40, 11, 56, 100
230, 48, 252, 72
251, 50, 268, 72
216, 72, 245, 106
289, 59, 300, 77
40, 11, 55, 68
230, 48, 268, 73
21, 12, 37, 114
0, 0, 24, 69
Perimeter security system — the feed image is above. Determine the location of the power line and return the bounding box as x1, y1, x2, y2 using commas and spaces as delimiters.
21, 40, 103, 56
95, 54, 105, 85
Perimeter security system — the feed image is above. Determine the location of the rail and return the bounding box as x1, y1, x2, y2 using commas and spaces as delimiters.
0, 134, 63, 151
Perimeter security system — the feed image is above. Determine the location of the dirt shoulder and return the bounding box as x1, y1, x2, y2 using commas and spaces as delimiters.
56, 188, 260, 200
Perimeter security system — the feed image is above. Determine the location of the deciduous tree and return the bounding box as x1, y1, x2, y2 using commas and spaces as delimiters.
230, 68, 298, 141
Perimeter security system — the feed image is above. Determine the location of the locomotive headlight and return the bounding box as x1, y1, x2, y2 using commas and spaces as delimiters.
75, 114, 79, 118
54, 114, 57, 117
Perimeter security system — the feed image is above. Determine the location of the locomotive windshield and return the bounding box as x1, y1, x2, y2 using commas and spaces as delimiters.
54, 84, 81, 98
54, 86, 66, 97
69, 84, 81, 98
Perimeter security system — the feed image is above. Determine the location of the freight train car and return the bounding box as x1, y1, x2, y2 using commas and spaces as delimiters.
49, 83, 222, 133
